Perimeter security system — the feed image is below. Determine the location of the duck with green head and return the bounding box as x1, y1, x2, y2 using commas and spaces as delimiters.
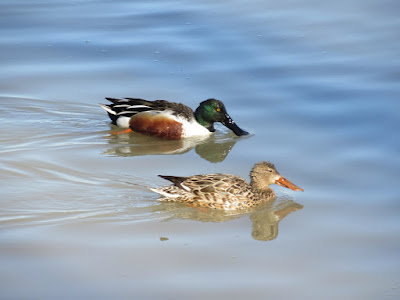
100, 97, 249, 140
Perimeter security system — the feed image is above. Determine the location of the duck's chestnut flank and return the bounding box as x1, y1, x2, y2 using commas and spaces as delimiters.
129, 113, 183, 140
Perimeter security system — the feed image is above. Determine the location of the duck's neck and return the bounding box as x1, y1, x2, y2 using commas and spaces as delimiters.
250, 178, 276, 200
257, 188, 276, 200
194, 109, 215, 132
251, 184, 275, 199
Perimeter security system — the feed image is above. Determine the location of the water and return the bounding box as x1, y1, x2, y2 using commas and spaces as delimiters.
1, 0, 400, 299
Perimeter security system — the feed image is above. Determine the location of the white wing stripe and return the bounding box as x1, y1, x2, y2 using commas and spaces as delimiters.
99, 104, 117, 115
117, 111, 139, 115
113, 104, 131, 108
127, 105, 150, 109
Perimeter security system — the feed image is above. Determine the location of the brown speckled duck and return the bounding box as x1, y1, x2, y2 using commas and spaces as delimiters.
150, 161, 304, 210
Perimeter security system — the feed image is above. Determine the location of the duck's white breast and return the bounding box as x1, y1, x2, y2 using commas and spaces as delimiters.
174, 114, 211, 138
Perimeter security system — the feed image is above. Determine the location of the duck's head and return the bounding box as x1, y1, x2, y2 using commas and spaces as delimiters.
250, 161, 304, 192
194, 99, 249, 136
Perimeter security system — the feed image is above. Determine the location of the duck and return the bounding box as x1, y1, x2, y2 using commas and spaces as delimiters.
150, 161, 304, 210
99, 97, 249, 140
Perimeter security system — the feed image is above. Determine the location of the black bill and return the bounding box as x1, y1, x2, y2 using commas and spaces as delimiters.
221, 113, 249, 136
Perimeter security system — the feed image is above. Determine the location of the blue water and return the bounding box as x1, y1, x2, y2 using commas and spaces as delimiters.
1, 0, 399, 299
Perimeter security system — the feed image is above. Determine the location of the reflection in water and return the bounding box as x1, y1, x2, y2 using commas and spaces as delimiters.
250, 199, 303, 241
195, 138, 235, 163
150, 198, 303, 241
102, 127, 250, 162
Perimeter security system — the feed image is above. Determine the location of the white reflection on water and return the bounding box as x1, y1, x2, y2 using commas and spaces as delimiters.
102, 126, 251, 162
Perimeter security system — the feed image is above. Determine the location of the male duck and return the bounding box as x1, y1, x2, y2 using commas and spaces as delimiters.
151, 161, 304, 210
100, 97, 248, 140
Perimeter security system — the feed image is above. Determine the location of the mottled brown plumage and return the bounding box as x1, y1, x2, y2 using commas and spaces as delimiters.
150, 161, 304, 210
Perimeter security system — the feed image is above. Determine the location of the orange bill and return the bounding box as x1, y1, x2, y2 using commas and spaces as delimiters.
275, 176, 304, 192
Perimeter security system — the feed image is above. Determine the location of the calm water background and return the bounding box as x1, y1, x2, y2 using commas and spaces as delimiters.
1, 0, 399, 299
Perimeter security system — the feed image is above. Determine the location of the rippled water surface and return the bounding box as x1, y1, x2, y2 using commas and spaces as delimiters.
1, 0, 400, 299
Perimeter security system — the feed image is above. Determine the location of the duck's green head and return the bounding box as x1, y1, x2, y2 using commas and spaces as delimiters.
194, 98, 249, 136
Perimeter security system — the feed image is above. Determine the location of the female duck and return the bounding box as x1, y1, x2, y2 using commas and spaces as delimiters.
151, 161, 304, 210
100, 97, 248, 140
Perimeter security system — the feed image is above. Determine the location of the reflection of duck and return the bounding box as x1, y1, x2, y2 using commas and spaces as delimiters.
250, 199, 303, 241
99, 97, 249, 139
102, 131, 242, 163
150, 198, 303, 241
151, 161, 304, 210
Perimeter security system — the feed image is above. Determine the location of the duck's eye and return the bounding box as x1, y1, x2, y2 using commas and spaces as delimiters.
216, 108, 221, 112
